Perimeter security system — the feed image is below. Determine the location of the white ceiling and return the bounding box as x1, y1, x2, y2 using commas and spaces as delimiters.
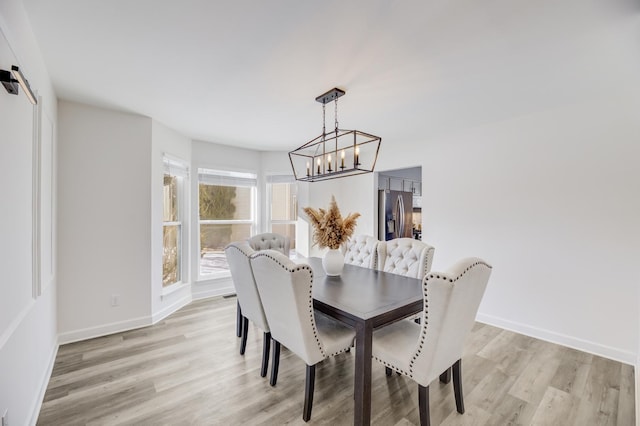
21, 0, 639, 151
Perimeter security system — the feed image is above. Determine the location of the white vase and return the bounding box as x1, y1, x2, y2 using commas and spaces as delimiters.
322, 248, 344, 276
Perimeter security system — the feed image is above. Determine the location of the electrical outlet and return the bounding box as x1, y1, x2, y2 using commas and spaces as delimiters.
111, 294, 120, 307
2, 408, 8, 426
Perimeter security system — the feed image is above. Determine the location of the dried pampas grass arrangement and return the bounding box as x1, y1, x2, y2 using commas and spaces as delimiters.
303, 196, 360, 250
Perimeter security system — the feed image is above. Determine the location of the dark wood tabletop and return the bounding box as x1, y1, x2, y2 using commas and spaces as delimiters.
307, 257, 423, 426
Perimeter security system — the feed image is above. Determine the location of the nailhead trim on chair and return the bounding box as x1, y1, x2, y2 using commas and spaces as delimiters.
224, 242, 255, 307
225, 243, 253, 258
373, 260, 492, 378
252, 251, 327, 358
407, 260, 492, 377
423, 246, 435, 278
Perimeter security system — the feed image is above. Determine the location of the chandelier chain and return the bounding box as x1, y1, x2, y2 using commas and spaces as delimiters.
334, 97, 339, 134
322, 103, 326, 141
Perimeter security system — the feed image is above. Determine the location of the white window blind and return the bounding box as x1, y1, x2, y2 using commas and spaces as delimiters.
198, 168, 257, 187
266, 174, 296, 184
163, 155, 189, 178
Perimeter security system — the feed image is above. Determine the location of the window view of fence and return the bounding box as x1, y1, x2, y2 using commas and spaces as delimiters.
199, 169, 256, 276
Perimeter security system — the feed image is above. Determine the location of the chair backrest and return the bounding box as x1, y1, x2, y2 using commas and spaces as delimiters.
342, 235, 379, 269
248, 233, 291, 255
250, 250, 326, 366
411, 258, 492, 386
224, 241, 269, 332
377, 238, 435, 279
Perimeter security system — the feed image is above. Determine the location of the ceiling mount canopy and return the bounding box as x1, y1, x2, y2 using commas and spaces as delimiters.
289, 88, 381, 182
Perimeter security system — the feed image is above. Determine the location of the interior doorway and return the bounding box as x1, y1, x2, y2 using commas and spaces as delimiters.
376, 167, 422, 241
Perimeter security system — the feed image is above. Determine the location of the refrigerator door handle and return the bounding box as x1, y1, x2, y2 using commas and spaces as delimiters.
395, 194, 405, 239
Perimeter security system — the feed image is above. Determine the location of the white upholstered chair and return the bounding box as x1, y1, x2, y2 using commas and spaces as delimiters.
224, 241, 271, 378
342, 235, 379, 269
372, 258, 492, 426
237, 233, 290, 338
377, 238, 435, 279
378, 238, 435, 333
247, 232, 291, 255
250, 250, 356, 422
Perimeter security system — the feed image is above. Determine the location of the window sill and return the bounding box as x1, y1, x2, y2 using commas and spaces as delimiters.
161, 281, 190, 299
197, 272, 231, 283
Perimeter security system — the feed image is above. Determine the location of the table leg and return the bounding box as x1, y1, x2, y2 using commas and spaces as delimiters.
354, 320, 373, 425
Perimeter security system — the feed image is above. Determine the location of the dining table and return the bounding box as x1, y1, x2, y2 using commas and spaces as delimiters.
307, 257, 423, 426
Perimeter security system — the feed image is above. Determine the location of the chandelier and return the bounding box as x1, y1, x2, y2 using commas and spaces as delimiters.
288, 88, 381, 182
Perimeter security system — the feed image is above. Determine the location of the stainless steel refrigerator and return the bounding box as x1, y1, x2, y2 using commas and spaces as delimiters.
378, 190, 413, 240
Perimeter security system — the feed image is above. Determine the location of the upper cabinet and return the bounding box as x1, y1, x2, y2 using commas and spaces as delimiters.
379, 175, 421, 196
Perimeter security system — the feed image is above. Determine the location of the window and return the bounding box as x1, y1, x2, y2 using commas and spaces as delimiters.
267, 175, 297, 256
199, 168, 257, 277
163, 156, 188, 287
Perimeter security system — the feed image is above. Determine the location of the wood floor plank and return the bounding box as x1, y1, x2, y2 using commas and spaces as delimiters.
508, 343, 562, 404
617, 363, 637, 426
36, 296, 636, 425
529, 386, 579, 426
486, 392, 533, 425
549, 345, 593, 396
466, 367, 517, 413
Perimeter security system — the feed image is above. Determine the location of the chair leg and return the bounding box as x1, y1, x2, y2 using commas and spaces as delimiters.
270, 340, 281, 386
418, 385, 430, 426
439, 367, 451, 384
452, 359, 465, 414
239, 316, 249, 355
303, 364, 316, 422
385, 367, 392, 376
236, 301, 242, 338
260, 332, 271, 378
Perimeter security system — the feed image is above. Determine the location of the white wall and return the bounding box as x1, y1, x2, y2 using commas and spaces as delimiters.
150, 121, 192, 321
0, 0, 58, 424
304, 9, 640, 366
57, 101, 153, 343
313, 103, 640, 366
422, 99, 638, 363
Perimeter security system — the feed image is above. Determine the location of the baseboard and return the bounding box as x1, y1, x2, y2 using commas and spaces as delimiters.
29, 339, 58, 426
192, 282, 235, 300
476, 312, 636, 365
151, 293, 192, 324
58, 315, 152, 345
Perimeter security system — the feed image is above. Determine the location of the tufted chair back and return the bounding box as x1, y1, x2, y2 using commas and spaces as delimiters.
250, 250, 326, 366
248, 233, 291, 255
377, 238, 435, 279
224, 241, 269, 332
342, 235, 379, 269
411, 258, 492, 387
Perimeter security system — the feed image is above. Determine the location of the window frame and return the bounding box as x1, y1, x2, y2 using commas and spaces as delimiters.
197, 168, 257, 280
162, 155, 189, 289
266, 175, 297, 257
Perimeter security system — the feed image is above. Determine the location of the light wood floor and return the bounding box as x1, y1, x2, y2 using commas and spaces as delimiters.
37, 296, 636, 425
